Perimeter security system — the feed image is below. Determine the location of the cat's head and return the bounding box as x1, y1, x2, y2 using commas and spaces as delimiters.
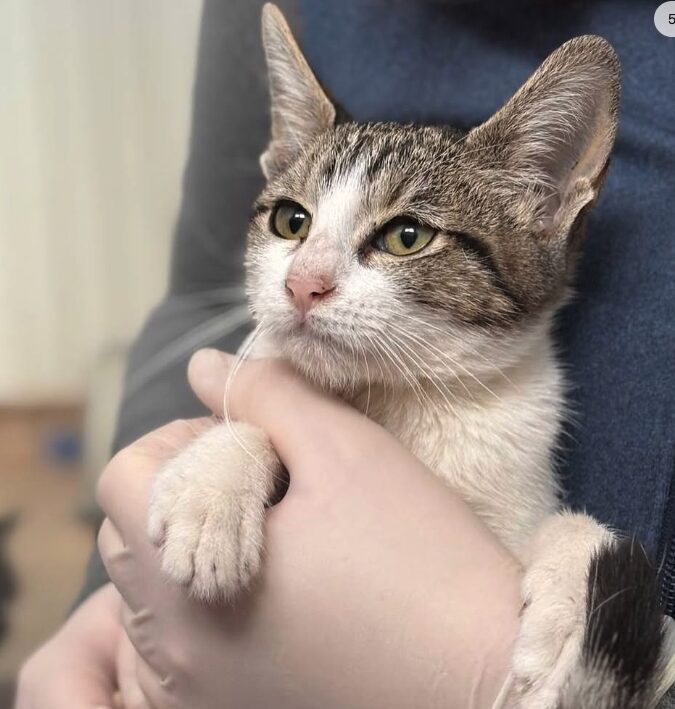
245, 4, 620, 391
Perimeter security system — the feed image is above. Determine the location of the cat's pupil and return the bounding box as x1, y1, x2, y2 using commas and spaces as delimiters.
289, 212, 305, 234
400, 226, 418, 249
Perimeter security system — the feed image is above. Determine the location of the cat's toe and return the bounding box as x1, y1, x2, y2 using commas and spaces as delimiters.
153, 483, 265, 602
511, 513, 615, 708
158, 512, 201, 587
190, 491, 266, 601
512, 584, 585, 707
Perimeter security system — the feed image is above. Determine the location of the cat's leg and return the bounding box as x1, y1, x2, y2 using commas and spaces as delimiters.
511, 511, 666, 708
511, 511, 614, 707
148, 421, 280, 602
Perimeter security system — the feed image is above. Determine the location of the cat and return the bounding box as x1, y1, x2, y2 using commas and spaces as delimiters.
148, 5, 667, 707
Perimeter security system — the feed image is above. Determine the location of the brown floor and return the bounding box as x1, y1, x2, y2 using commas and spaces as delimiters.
0, 406, 91, 695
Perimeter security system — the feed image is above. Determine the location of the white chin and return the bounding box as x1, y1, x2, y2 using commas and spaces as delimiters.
279, 329, 356, 379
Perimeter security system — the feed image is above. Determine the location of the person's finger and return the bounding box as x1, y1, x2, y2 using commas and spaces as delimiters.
188, 348, 397, 475
131, 417, 214, 459
116, 633, 155, 709
98, 518, 126, 582
97, 455, 153, 550
188, 349, 339, 428
15, 585, 122, 709
98, 519, 156, 613
97, 417, 213, 533
119, 601, 170, 684
134, 650, 176, 709
187, 347, 233, 415
67, 584, 122, 709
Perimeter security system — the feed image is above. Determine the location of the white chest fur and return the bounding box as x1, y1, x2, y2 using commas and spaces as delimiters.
251, 328, 563, 556
346, 341, 563, 556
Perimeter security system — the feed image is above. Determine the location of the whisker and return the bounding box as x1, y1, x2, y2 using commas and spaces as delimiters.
376, 335, 430, 412
357, 338, 372, 417
125, 305, 251, 399
386, 328, 464, 420
395, 310, 514, 391
222, 324, 288, 487
391, 319, 504, 404
362, 330, 392, 409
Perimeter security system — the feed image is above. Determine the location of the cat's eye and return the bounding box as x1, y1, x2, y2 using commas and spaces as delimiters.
271, 202, 311, 240
375, 220, 435, 256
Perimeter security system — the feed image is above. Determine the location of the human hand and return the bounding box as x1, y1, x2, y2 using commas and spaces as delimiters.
98, 349, 523, 709
15, 583, 122, 709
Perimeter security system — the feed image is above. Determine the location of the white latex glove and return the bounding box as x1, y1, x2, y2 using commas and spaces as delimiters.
15, 583, 123, 709
97, 349, 523, 709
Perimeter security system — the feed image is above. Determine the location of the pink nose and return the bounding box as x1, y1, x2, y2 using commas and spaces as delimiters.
285, 274, 335, 315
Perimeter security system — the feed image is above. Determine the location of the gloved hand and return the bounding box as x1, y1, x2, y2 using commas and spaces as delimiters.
97, 349, 523, 709
15, 583, 123, 709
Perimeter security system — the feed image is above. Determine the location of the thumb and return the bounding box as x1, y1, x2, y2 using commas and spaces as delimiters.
187, 347, 232, 416
116, 632, 153, 709
187, 348, 384, 473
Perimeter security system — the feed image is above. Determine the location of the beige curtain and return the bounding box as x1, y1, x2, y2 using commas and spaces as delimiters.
0, 0, 203, 403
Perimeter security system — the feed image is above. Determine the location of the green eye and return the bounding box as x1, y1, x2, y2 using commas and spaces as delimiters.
376, 220, 435, 256
272, 202, 311, 240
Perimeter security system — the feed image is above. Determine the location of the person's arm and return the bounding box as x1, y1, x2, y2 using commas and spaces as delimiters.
96, 350, 522, 709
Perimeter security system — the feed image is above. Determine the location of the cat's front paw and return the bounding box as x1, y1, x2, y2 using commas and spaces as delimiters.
512, 512, 614, 708
148, 422, 278, 602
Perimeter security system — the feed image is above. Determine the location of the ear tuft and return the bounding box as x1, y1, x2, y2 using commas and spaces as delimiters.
260, 3, 336, 180
466, 35, 621, 236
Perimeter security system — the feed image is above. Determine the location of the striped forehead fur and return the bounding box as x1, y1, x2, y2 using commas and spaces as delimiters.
252, 121, 560, 327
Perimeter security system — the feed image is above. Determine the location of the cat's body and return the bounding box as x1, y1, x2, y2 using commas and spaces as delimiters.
148, 5, 667, 707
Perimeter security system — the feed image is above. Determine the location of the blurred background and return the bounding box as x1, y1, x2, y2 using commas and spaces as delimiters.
0, 0, 203, 701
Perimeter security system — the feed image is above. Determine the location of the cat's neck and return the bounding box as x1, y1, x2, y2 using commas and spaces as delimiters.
347, 326, 563, 551
248, 320, 563, 423
347, 324, 561, 418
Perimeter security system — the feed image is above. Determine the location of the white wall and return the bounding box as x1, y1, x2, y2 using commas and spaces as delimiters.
0, 0, 203, 403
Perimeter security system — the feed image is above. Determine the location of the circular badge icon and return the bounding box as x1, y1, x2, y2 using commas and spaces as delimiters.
655, 1, 675, 37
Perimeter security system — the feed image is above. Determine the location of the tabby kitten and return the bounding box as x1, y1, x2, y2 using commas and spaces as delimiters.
149, 5, 666, 707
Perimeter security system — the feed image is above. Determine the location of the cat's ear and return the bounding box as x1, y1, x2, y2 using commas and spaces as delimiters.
466, 36, 620, 238
260, 4, 336, 179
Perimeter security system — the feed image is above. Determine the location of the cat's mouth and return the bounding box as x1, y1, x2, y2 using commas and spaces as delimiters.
269, 311, 354, 358
285, 317, 341, 347
278, 305, 329, 335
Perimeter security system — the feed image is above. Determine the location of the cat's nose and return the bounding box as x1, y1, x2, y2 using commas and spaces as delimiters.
285, 274, 336, 315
